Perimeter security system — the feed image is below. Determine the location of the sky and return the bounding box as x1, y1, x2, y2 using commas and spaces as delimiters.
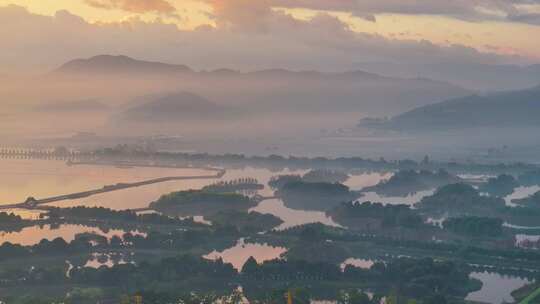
1, 0, 540, 72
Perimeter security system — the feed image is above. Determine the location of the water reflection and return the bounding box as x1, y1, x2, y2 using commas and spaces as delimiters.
0, 159, 213, 205
357, 189, 435, 206
204, 238, 287, 271
344, 172, 393, 191
84, 252, 133, 268
340, 258, 375, 270
466, 272, 531, 304
1, 208, 46, 220
0, 224, 143, 246
505, 185, 540, 206
221, 167, 307, 197
250, 199, 339, 230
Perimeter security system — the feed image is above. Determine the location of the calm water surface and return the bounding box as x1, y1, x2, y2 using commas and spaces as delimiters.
0, 159, 529, 303
344, 172, 393, 191
0, 159, 215, 209
204, 238, 287, 270
357, 189, 435, 206
0, 224, 144, 246
466, 272, 531, 304
250, 199, 339, 230
340, 258, 375, 270
505, 185, 540, 206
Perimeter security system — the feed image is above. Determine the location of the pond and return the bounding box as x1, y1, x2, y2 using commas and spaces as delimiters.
250, 198, 340, 230
466, 272, 531, 304
505, 185, 540, 206
0, 159, 392, 245
0, 224, 144, 246
84, 252, 134, 268
0, 158, 537, 304
203, 238, 287, 271
340, 258, 375, 270
357, 189, 435, 206
344, 172, 393, 191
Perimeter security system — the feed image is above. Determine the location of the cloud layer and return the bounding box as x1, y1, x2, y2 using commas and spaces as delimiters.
202, 0, 540, 25
0, 4, 530, 73
84, 0, 176, 13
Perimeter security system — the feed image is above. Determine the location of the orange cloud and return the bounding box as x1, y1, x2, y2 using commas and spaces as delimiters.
84, 0, 176, 14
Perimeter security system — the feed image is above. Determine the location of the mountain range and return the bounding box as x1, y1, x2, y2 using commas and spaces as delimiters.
360, 85, 540, 130
57, 55, 193, 75
118, 92, 229, 122
355, 62, 540, 91
51, 55, 472, 116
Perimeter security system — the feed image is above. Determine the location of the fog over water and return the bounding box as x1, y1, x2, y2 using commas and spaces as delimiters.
3, 2, 540, 303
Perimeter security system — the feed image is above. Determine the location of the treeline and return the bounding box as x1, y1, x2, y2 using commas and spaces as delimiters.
0, 212, 31, 232
327, 202, 425, 230
363, 169, 460, 196
242, 256, 474, 301
0, 227, 240, 263
151, 190, 253, 209
45, 206, 205, 227
202, 178, 263, 193
443, 217, 504, 237
92, 146, 539, 175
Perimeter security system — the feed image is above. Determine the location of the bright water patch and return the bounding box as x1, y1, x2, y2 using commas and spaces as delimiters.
357, 189, 435, 206
466, 272, 531, 304
0, 224, 144, 246
250, 198, 340, 230
204, 238, 287, 271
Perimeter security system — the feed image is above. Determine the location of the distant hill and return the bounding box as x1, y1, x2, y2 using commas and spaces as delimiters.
118, 92, 228, 122
360, 85, 540, 130
51, 54, 471, 115
56, 55, 385, 81
34, 99, 109, 112
355, 62, 540, 91
56, 55, 193, 75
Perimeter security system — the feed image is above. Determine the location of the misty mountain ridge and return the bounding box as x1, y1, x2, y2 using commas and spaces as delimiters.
118, 92, 230, 122
57, 55, 193, 75
360, 85, 540, 130
55, 55, 447, 84
355, 62, 540, 91
49, 54, 471, 116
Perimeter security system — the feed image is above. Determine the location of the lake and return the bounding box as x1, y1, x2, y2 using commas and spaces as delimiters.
0, 224, 144, 246
0, 158, 528, 303
0, 159, 388, 232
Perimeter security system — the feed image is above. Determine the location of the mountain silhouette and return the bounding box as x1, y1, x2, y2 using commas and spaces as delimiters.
56, 55, 193, 75
362, 85, 540, 130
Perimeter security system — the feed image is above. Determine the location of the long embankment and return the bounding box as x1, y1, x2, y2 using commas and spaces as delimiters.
0, 164, 226, 210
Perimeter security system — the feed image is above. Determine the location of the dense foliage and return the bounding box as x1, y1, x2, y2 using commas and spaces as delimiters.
518, 170, 540, 186
0, 212, 29, 232
201, 178, 263, 193
150, 190, 255, 216
269, 174, 302, 189
328, 201, 425, 230
364, 169, 460, 196
443, 216, 504, 237
207, 210, 283, 233
302, 169, 349, 183
479, 174, 519, 197
417, 183, 505, 216
46, 206, 204, 227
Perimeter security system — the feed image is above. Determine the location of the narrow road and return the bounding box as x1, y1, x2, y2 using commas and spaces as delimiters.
0, 168, 226, 210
